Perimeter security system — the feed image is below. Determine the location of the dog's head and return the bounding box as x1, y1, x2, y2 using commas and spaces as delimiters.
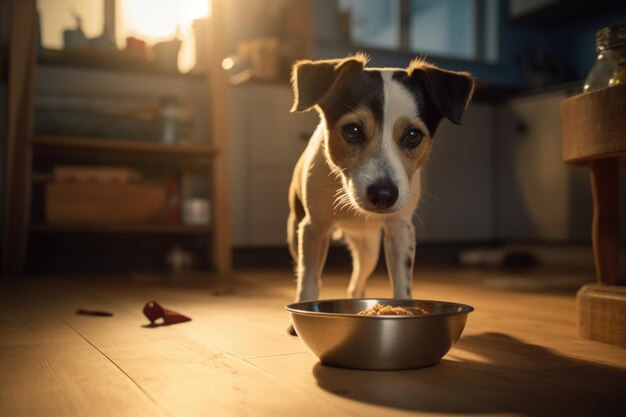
291, 54, 475, 215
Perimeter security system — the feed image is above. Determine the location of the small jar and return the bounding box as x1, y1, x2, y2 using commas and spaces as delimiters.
160, 96, 182, 145
583, 25, 626, 92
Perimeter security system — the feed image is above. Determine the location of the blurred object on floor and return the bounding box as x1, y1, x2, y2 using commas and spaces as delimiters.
459, 244, 626, 270
143, 300, 191, 325
166, 245, 193, 273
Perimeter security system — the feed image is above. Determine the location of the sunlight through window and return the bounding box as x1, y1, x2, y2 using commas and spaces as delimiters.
119, 0, 211, 72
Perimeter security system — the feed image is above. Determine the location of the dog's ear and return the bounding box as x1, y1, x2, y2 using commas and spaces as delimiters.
407, 59, 475, 125
290, 54, 368, 113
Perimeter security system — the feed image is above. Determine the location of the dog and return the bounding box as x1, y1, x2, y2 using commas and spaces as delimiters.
287, 54, 474, 334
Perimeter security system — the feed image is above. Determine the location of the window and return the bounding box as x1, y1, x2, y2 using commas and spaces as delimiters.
409, 0, 476, 61
338, 0, 401, 50
37, 0, 211, 72
336, 0, 498, 63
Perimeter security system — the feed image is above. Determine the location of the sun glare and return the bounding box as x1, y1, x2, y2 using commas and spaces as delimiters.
120, 0, 211, 72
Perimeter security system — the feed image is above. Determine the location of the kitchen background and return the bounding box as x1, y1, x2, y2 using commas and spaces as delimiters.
227, 0, 626, 270
1, 0, 625, 275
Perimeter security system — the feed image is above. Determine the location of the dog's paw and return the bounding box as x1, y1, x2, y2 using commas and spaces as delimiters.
287, 323, 298, 336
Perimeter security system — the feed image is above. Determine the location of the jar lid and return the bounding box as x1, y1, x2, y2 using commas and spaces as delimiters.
596, 25, 626, 50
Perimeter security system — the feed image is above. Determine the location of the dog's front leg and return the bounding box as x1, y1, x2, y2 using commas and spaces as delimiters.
296, 218, 330, 302
383, 219, 416, 299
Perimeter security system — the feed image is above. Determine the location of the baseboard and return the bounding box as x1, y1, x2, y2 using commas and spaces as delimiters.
460, 243, 626, 270
233, 242, 496, 269
234, 242, 626, 272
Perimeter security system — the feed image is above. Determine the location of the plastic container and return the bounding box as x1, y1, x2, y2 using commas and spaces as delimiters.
182, 198, 211, 225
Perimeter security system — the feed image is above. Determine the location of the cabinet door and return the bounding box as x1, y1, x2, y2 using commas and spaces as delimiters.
247, 87, 317, 171
230, 84, 318, 246
498, 90, 626, 242
248, 170, 292, 245
414, 102, 495, 242
496, 89, 591, 241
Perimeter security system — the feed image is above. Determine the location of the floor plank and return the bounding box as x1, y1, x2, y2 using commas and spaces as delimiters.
63, 307, 358, 417
2, 266, 625, 417
0, 289, 167, 417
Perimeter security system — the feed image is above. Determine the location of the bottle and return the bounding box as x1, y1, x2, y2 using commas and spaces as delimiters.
160, 96, 182, 145
583, 25, 626, 92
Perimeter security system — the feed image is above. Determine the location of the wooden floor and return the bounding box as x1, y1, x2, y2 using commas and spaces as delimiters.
1, 265, 625, 417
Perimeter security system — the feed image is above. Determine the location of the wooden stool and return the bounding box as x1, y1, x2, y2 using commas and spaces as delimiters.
561, 84, 626, 346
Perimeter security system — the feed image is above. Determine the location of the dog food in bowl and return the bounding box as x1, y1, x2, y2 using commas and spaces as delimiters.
357, 303, 430, 316
286, 299, 474, 370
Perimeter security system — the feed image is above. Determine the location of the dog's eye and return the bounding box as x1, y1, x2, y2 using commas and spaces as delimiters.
400, 128, 424, 149
341, 124, 364, 144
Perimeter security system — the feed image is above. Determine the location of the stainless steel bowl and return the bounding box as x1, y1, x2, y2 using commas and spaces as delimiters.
285, 298, 474, 370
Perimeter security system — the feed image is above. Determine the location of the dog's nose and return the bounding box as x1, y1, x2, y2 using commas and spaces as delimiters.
367, 181, 398, 209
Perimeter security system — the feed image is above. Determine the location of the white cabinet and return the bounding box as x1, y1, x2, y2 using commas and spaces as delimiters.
496, 90, 575, 240
414, 102, 496, 242
231, 89, 496, 246
230, 84, 318, 246
495, 88, 626, 242
230, 85, 625, 247
496, 88, 626, 242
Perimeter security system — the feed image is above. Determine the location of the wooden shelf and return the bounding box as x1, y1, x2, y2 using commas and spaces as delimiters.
33, 135, 219, 166
34, 134, 219, 155
38, 48, 207, 81
30, 223, 213, 234
3, 1, 232, 276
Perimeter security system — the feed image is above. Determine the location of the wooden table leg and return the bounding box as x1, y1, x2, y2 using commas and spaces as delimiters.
589, 158, 621, 285
578, 158, 625, 346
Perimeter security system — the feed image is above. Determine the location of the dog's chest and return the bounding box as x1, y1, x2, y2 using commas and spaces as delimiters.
332, 210, 387, 233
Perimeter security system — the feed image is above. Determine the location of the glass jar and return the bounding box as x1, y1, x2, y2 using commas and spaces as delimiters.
583, 25, 626, 92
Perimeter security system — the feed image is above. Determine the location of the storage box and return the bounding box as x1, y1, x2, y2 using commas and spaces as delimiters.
45, 183, 168, 224
53, 166, 141, 184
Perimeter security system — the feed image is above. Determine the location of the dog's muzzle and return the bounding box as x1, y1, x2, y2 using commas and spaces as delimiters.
366, 180, 398, 210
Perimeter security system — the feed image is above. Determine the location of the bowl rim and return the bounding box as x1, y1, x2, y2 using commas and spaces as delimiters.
285, 298, 475, 319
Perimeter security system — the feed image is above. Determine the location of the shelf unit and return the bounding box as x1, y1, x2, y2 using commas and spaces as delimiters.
29, 223, 213, 234
34, 134, 219, 157
37, 48, 208, 80
2, 0, 232, 277
32, 134, 219, 168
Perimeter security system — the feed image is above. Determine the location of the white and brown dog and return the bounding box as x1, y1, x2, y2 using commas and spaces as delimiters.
287, 54, 474, 334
